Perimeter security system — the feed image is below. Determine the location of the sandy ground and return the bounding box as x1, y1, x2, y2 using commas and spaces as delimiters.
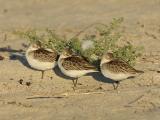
0, 0, 160, 120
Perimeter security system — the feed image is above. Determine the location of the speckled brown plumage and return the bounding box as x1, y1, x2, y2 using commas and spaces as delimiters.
102, 59, 143, 74
61, 56, 97, 70
29, 48, 58, 62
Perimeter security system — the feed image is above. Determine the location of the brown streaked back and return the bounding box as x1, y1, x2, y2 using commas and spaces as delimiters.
61, 56, 97, 70
102, 59, 142, 74
29, 48, 58, 62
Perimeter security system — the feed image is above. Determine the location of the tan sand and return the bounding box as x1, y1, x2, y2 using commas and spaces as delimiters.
0, 0, 160, 120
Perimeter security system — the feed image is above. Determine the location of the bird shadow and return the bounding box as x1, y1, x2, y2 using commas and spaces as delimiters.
88, 72, 116, 84
54, 66, 116, 85
9, 53, 31, 68
53, 66, 75, 80
90, 72, 136, 84
0, 46, 35, 70
0, 46, 25, 53
88, 60, 116, 84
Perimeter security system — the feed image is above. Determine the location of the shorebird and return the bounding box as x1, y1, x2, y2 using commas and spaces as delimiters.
100, 52, 144, 89
58, 49, 98, 89
26, 43, 59, 79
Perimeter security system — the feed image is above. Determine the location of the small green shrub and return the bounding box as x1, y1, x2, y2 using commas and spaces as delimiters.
113, 43, 144, 66
67, 37, 82, 54
67, 17, 143, 65
13, 29, 41, 43
45, 29, 67, 53
13, 29, 67, 53
14, 18, 143, 66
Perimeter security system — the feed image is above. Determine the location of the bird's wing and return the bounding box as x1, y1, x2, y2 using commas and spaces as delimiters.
105, 59, 139, 74
32, 48, 58, 62
62, 56, 97, 70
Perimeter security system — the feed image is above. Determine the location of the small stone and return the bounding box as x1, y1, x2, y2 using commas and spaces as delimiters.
26, 82, 31, 86
18, 79, 23, 85
10, 78, 14, 80
157, 71, 160, 73
0, 55, 4, 60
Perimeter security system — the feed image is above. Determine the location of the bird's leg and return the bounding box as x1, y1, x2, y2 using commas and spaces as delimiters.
41, 71, 45, 79
75, 78, 78, 87
72, 78, 78, 87
72, 78, 78, 91
112, 81, 120, 90
72, 79, 76, 91
72, 80, 75, 87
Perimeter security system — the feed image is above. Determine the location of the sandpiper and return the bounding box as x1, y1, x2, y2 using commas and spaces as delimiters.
26, 44, 59, 79
58, 49, 98, 89
100, 52, 144, 89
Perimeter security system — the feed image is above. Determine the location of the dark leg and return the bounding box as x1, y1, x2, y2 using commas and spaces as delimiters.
41, 71, 45, 79
75, 78, 78, 87
72, 79, 76, 91
112, 81, 120, 90
72, 78, 78, 91
72, 80, 75, 87
72, 78, 78, 87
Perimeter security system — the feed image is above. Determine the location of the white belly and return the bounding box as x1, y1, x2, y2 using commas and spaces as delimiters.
58, 60, 95, 78
26, 55, 56, 71
101, 68, 131, 81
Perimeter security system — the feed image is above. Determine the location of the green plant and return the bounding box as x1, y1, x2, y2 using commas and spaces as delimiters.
13, 17, 143, 66
13, 29, 46, 47
68, 17, 143, 65
67, 37, 82, 54
72, 18, 123, 62
45, 29, 67, 53
13, 29, 67, 53
92, 18, 123, 56
113, 43, 143, 65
